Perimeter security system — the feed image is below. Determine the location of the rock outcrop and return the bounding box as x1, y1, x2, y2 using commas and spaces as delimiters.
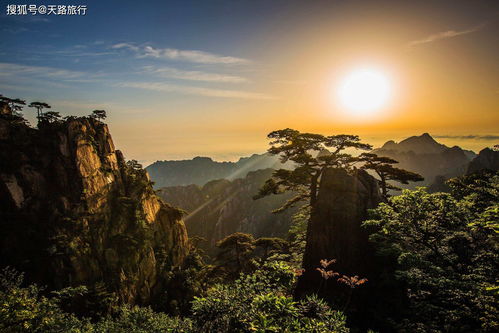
295, 168, 393, 327
296, 168, 381, 297
0, 101, 11, 116
467, 148, 499, 174
157, 169, 296, 254
0, 115, 188, 304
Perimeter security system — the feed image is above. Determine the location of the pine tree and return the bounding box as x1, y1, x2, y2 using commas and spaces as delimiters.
359, 152, 424, 198
254, 129, 372, 212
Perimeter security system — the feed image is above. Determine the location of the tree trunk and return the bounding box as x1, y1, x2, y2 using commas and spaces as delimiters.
235, 241, 241, 271
309, 170, 321, 207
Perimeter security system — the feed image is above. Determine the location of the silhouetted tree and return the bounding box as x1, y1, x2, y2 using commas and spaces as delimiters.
28, 101, 51, 118
0, 96, 26, 115
359, 152, 424, 198
215, 232, 255, 276
255, 129, 372, 212
0, 96, 12, 105
91, 110, 107, 121
254, 237, 288, 260
124, 160, 152, 193
39, 111, 62, 123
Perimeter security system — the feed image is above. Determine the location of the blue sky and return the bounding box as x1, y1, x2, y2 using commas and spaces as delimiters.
1, 0, 498, 164
0, 1, 275, 103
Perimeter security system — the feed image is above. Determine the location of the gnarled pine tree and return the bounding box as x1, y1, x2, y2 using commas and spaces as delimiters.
359, 152, 424, 199
0, 96, 26, 115
254, 128, 372, 212
28, 101, 51, 118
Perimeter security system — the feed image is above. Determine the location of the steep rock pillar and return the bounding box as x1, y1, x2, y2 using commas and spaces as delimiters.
295, 168, 384, 326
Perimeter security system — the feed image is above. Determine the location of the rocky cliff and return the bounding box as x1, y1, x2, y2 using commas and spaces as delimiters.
467, 147, 499, 174
427, 147, 498, 192
295, 168, 393, 327
296, 168, 381, 296
0, 111, 188, 305
157, 169, 296, 254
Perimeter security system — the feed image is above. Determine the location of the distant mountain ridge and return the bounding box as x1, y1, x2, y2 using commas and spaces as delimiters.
146, 153, 293, 188
380, 132, 447, 154
147, 133, 487, 193
156, 169, 297, 254
373, 133, 477, 188
379, 132, 476, 158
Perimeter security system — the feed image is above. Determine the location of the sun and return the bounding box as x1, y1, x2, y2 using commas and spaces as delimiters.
336, 68, 392, 116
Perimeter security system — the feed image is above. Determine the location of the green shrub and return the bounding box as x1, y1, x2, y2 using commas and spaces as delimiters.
364, 172, 499, 332
94, 306, 191, 333
0, 268, 91, 332
191, 261, 349, 332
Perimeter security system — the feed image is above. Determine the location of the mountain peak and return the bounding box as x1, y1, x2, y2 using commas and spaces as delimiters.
401, 132, 438, 144
193, 156, 214, 162
377, 133, 447, 155
380, 140, 397, 150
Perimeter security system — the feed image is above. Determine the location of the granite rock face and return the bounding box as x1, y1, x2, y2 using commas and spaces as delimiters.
296, 168, 382, 297
295, 168, 392, 327
0, 115, 188, 304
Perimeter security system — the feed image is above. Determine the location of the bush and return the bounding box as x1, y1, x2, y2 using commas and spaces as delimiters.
0, 268, 91, 332
191, 261, 349, 332
364, 172, 499, 331
94, 306, 191, 333
0, 263, 348, 332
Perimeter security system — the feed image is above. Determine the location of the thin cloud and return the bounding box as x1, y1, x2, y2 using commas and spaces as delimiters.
434, 134, 499, 141
116, 81, 276, 100
53, 50, 116, 57
49, 99, 115, 111
407, 23, 485, 48
142, 66, 248, 83
112, 43, 250, 64
111, 43, 140, 52
53, 44, 117, 57
274, 79, 308, 85
3, 27, 29, 34
0, 62, 86, 80
28, 16, 51, 23
142, 46, 250, 64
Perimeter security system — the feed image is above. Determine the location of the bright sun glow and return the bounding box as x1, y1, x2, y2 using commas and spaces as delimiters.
337, 68, 392, 116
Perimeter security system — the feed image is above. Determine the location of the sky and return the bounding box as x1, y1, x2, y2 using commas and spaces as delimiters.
1, 0, 498, 165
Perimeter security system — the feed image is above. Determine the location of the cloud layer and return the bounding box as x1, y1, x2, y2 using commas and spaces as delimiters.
407, 24, 485, 48
142, 66, 248, 83
116, 81, 275, 100
112, 43, 250, 64
0, 62, 86, 80
0, 61, 269, 100
434, 134, 499, 141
